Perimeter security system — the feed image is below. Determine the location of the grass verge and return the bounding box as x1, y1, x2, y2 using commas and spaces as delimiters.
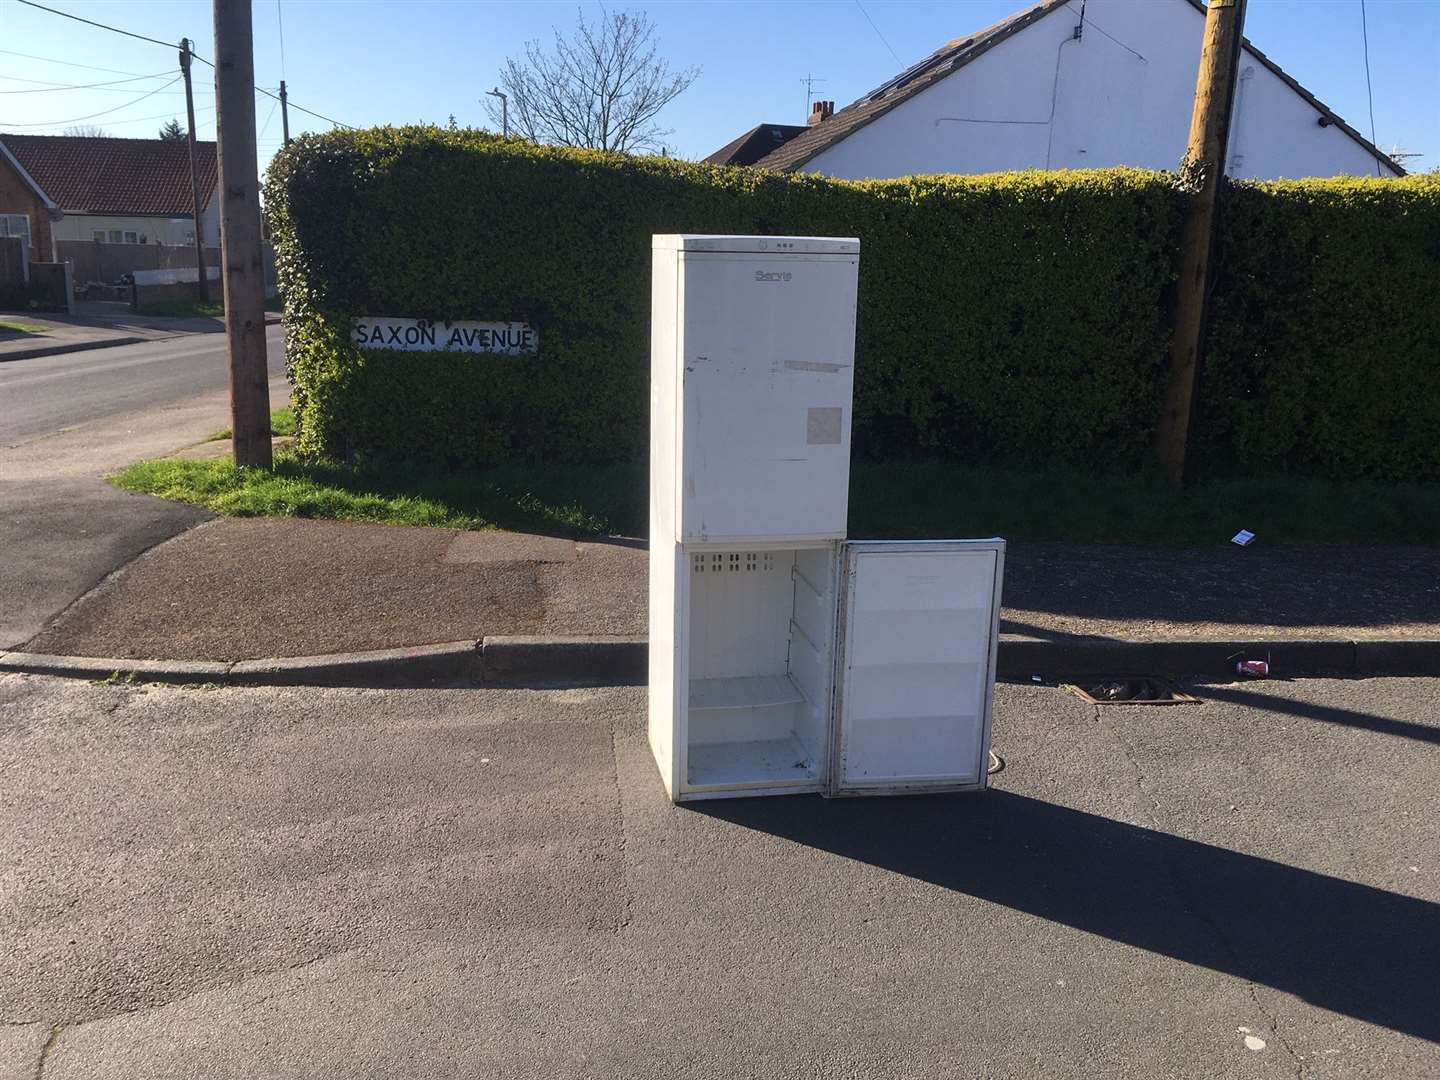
208, 406, 297, 441
134, 300, 225, 318
109, 454, 1440, 547
135, 295, 284, 318
111, 452, 637, 536
850, 464, 1440, 546
0, 319, 45, 334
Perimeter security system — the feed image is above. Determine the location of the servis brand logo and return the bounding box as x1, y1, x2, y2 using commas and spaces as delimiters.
754, 270, 793, 282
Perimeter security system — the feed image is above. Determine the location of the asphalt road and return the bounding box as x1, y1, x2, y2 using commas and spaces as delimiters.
0, 331, 289, 650
0, 324, 286, 447
1, 673, 1434, 1079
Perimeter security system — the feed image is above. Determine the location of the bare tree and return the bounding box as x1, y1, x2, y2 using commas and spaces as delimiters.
62, 125, 109, 137
487, 8, 698, 154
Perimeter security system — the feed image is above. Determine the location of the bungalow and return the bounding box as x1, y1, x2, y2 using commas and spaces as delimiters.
715, 0, 1403, 180
0, 133, 219, 262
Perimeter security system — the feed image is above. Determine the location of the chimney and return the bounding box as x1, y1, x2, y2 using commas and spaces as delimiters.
808, 100, 834, 126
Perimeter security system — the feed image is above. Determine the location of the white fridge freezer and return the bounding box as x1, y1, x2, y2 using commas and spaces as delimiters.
648, 235, 1006, 803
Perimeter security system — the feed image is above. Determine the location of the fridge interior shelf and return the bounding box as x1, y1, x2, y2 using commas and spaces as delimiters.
688, 674, 806, 711
687, 735, 818, 788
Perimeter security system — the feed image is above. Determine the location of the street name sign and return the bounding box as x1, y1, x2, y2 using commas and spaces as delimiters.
352, 317, 538, 354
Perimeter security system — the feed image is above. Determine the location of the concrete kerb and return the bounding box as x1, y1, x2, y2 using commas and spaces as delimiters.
0, 311, 282, 364
1, 635, 1437, 688
996, 637, 1389, 680
0, 653, 231, 684
0, 336, 147, 363
231, 641, 484, 686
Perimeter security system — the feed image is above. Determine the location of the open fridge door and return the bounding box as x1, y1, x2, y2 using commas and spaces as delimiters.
830, 540, 1005, 796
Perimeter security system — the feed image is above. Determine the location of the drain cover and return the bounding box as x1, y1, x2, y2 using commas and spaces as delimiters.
1065, 678, 1199, 705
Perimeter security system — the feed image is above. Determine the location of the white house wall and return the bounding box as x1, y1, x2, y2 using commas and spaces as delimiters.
50, 187, 222, 246
803, 0, 1396, 181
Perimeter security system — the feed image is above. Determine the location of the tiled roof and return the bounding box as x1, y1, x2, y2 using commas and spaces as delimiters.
753, 0, 1068, 173
704, 123, 807, 167
752, 0, 1403, 176
0, 133, 218, 216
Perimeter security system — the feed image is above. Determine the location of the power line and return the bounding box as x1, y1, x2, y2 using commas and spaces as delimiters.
0, 71, 176, 94
1359, 0, 1381, 177
276, 0, 288, 81
7, 105, 217, 132
16, 0, 348, 131
0, 75, 182, 128
0, 48, 157, 77
255, 85, 350, 129
1063, 1, 1148, 63
258, 90, 281, 140
14, 0, 180, 51
854, 0, 902, 67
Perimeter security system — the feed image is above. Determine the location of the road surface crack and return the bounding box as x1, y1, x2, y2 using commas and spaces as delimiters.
34, 1024, 58, 1080
608, 723, 634, 933
1105, 715, 1306, 1078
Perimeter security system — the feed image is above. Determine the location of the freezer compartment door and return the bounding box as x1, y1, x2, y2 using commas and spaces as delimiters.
677, 252, 858, 542
832, 540, 1004, 795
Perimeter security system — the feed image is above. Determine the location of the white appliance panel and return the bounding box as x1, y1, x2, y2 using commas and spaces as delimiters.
834, 542, 1004, 793
677, 252, 857, 542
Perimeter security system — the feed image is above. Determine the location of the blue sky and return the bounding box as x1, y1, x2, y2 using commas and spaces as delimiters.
2, 0, 1435, 176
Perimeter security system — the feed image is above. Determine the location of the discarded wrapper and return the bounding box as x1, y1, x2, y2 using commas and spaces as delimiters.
1236, 659, 1270, 678
1232, 529, 1256, 546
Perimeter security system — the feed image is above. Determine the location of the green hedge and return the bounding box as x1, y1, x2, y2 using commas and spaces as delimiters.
265, 127, 1180, 469
264, 126, 1440, 479
1202, 177, 1440, 480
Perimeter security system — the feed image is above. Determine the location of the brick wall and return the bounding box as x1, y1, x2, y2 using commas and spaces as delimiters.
0, 154, 52, 260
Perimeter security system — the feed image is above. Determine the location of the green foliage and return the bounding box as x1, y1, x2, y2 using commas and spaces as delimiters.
264, 127, 1180, 470
112, 450, 1440, 547
1202, 175, 1440, 480
135, 300, 225, 318
264, 126, 1440, 480
110, 452, 625, 536
208, 406, 297, 442
849, 463, 1440, 546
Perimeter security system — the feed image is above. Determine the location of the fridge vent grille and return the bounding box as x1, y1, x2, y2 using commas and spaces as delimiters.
691, 552, 777, 573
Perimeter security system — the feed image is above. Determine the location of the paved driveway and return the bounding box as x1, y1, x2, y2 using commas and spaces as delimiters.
0, 675, 1435, 1078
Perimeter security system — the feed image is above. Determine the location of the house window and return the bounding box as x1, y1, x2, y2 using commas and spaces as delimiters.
0, 213, 30, 243
123, 231, 138, 244
108, 230, 123, 244
93, 230, 107, 243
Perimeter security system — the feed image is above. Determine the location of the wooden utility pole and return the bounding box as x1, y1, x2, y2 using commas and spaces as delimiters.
213, 0, 272, 469
178, 38, 209, 304
1154, 0, 1248, 486
279, 79, 291, 145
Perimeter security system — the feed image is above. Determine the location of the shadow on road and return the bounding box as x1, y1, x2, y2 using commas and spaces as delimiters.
698, 790, 1440, 1043
1196, 683, 1440, 746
